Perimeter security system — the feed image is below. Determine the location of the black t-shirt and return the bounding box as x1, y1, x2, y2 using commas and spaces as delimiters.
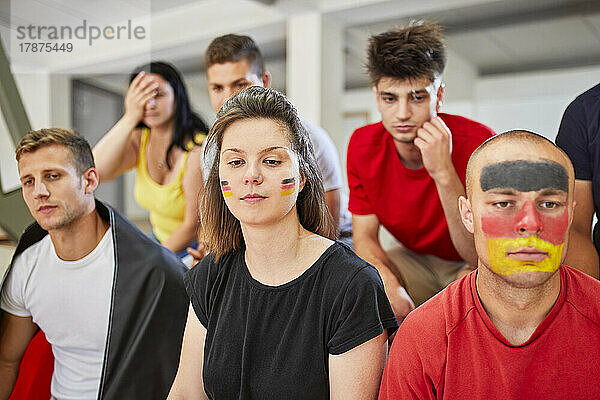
556, 83, 600, 253
184, 242, 398, 400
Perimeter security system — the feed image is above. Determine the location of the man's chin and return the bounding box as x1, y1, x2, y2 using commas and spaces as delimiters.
390, 133, 417, 144
36, 214, 77, 232
493, 268, 559, 289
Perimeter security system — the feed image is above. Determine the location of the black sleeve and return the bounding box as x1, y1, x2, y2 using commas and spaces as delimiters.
556, 97, 592, 181
183, 254, 216, 328
327, 265, 398, 355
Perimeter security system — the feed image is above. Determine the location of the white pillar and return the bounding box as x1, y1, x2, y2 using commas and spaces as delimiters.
286, 12, 346, 158
319, 17, 345, 163
286, 12, 322, 123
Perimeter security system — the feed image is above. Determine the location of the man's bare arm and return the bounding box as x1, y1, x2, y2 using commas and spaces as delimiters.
0, 313, 38, 399
352, 214, 414, 321
416, 118, 477, 266
563, 180, 599, 278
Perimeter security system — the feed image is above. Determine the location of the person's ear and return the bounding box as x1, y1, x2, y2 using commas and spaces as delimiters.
83, 168, 99, 195
436, 83, 445, 113
459, 196, 474, 234
262, 71, 272, 89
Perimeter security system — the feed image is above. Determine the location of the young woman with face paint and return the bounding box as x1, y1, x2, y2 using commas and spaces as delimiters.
168, 87, 398, 400
93, 61, 209, 260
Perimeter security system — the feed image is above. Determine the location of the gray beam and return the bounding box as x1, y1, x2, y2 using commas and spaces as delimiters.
0, 37, 34, 242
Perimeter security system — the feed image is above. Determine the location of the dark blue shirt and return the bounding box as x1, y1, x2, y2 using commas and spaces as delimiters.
556, 83, 600, 254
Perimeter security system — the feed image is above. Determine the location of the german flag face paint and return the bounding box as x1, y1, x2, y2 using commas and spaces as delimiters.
280, 177, 295, 196
479, 160, 569, 275
220, 180, 233, 197
485, 235, 564, 275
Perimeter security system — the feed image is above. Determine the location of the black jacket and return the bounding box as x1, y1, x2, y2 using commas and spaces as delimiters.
1, 200, 188, 399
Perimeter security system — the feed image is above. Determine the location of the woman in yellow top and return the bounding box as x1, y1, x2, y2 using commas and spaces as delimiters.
93, 61, 209, 259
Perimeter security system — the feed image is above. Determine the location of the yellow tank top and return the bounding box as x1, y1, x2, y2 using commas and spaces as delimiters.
134, 128, 206, 243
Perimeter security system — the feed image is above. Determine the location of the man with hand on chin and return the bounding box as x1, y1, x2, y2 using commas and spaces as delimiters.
347, 21, 494, 321
379, 130, 600, 399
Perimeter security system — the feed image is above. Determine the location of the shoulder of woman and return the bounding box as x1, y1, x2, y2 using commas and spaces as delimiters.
185, 132, 208, 152
320, 244, 381, 282
187, 251, 239, 281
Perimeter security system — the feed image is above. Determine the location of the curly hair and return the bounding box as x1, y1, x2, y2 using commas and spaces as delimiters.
367, 20, 446, 85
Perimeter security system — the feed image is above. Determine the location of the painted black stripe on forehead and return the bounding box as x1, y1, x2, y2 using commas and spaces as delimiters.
480, 160, 568, 192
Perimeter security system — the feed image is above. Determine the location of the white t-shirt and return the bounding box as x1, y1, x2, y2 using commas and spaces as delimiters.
300, 118, 352, 234
1, 228, 115, 400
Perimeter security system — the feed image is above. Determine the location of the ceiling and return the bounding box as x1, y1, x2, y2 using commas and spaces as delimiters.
0, 0, 598, 90
344, 0, 600, 88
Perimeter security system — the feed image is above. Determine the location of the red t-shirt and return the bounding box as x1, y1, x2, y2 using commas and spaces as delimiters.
379, 266, 600, 400
347, 113, 494, 261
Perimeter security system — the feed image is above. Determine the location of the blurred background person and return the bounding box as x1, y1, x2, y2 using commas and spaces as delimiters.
93, 61, 209, 260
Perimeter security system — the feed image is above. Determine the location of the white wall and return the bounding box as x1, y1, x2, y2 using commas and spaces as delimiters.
1, 72, 54, 193
474, 65, 600, 140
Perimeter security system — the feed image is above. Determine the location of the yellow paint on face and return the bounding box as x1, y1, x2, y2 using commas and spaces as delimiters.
280, 188, 295, 196
486, 235, 563, 275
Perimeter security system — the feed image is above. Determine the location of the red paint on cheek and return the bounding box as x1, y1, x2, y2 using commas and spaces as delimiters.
481, 212, 516, 238
538, 208, 568, 245
481, 207, 568, 245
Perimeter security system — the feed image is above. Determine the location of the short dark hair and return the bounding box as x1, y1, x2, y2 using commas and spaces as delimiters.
201, 87, 336, 260
130, 61, 209, 169
204, 34, 265, 77
366, 20, 446, 85
16, 128, 95, 175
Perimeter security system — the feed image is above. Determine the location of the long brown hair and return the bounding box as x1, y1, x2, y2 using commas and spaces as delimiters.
200, 86, 336, 260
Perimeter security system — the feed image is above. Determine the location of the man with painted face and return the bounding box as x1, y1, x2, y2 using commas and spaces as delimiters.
379, 130, 600, 399
347, 21, 494, 319
201, 34, 352, 246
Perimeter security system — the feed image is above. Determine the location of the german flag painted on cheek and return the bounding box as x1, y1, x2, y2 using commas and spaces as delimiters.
220, 180, 233, 197
280, 177, 295, 196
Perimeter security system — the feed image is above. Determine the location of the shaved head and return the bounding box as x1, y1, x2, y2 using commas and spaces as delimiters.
459, 130, 576, 285
465, 130, 574, 199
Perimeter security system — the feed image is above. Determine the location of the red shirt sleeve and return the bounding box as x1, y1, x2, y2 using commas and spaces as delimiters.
379, 321, 439, 400
347, 128, 375, 215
